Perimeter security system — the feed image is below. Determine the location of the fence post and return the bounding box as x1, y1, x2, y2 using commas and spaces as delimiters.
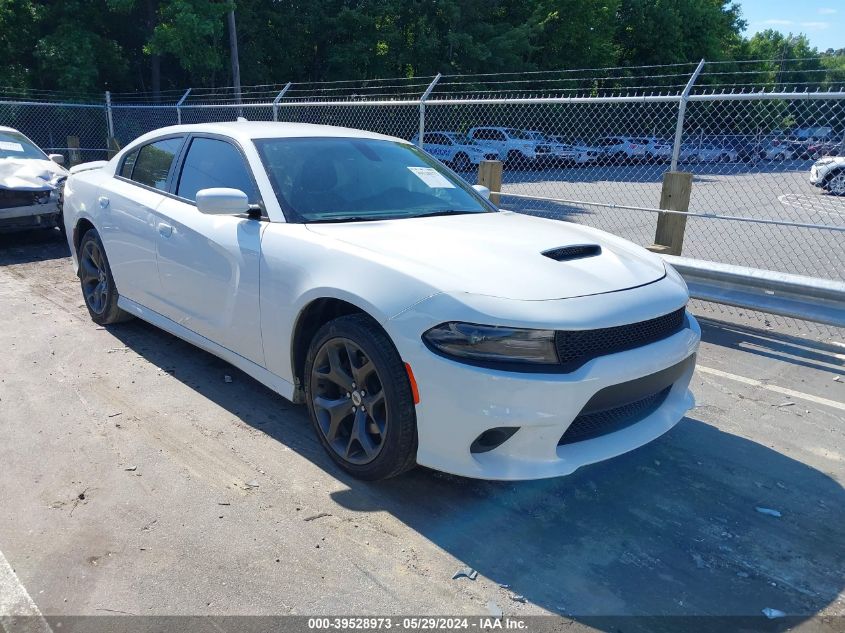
104, 90, 115, 151
418, 73, 441, 147
272, 82, 292, 122
107, 136, 121, 159
176, 88, 191, 125
67, 136, 81, 166
478, 160, 503, 206
670, 59, 705, 171
649, 171, 693, 256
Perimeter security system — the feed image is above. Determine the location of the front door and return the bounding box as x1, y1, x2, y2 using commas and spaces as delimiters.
153, 136, 266, 365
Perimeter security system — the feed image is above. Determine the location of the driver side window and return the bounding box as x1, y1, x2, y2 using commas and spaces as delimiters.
176, 137, 258, 203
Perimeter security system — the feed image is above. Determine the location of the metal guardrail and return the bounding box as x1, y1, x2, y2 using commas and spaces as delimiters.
662, 255, 845, 328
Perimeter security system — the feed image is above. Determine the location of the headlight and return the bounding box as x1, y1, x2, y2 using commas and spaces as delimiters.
423, 322, 558, 365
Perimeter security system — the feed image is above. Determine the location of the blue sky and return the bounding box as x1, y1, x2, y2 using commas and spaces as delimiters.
738, 0, 844, 51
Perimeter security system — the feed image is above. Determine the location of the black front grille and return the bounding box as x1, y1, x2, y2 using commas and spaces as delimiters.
555, 308, 686, 372
558, 387, 671, 445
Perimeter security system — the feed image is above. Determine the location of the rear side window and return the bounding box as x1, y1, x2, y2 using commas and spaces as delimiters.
177, 137, 257, 202
131, 137, 183, 190
120, 150, 138, 178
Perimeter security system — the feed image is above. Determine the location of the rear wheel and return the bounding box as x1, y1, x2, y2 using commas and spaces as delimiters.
78, 229, 132, 325
304, 314, 417, 480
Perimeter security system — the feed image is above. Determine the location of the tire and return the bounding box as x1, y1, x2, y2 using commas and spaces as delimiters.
506, 150, 524, 169
826, 171, 845, 196
77, 228, 132, 325
452, 152, 471, 172
304, 313, 418, 480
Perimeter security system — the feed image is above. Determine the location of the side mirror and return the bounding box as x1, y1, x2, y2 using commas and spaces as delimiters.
472, 184, 491, 200
196, 188, 249, 215
48, 153, 65, 165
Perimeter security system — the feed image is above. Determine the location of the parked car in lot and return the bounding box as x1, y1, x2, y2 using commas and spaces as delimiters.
0, 126, 68, 232
641, 137, 673, 162
808, 139, 844, 159
63, 121, 699, 481
547, 137, 602, 165
466, 126, 548, 166
595, 136, 647, 164
522, 130, 577, 165
810, 156, 845, 195
788, 138, 826, 160
693, 143, 738, 163
759, 141, 794, 161
410, 131, 498, 171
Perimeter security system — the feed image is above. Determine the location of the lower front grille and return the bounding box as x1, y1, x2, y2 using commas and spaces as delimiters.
1, 189, 49, 210
558, 387, 671, 445
557, 354, 695, 446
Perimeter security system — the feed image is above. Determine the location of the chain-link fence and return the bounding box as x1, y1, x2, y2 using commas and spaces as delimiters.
3, 60, 844, 325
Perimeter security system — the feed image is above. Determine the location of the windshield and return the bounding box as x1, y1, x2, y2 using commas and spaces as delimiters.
254, 137, 493, 223
444, 133, 471, 145
0, 131, 48, 160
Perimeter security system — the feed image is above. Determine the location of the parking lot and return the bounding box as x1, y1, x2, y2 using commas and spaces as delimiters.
500, 160, 845, 281
1, 229, 843, 628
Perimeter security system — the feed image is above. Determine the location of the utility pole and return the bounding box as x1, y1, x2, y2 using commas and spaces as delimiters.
228, 9, 242, 116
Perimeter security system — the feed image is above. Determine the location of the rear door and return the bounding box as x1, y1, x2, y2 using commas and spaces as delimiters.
100, 136, 184, 309
153, 135, 266, 365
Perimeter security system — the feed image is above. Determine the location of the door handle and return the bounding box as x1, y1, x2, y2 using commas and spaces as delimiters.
157, 222, 173, 238
98, 196, 110, 208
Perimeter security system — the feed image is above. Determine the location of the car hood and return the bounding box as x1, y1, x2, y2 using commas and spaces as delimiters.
0, 158, 67, 192
306, 211, 666, 301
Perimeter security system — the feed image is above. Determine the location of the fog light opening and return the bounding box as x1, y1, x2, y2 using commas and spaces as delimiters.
470, 427, 520, 454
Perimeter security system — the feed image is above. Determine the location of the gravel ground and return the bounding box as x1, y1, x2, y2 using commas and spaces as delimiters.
0, 229, 844, 629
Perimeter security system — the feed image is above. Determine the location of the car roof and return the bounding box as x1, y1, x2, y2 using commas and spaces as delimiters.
0, 125, 23, 133
128, 121, 410, 147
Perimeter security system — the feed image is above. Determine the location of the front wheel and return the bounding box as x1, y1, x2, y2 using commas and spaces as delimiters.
78, 229, 132, 325
826, 171, 845, 196
304, 314, 418, 480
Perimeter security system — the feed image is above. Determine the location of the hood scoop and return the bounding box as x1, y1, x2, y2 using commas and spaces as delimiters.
542, 244, 602, 262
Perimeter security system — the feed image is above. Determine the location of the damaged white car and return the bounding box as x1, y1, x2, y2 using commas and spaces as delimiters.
0, 126, 68, 233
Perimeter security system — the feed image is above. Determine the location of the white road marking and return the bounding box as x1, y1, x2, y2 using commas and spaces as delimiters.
0, 549, 52, 633
697, 365, 845, 412
777, 192, 845, 218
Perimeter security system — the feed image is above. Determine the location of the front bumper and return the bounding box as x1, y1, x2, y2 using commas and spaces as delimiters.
0, 201, 60, 232
392, 305, 700, 480
809, 165, 829, 187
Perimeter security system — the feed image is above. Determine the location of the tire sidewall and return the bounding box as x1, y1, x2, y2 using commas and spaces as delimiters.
304, 315, 417, 480
827, 171, 845, 196
79, 229, 122, 325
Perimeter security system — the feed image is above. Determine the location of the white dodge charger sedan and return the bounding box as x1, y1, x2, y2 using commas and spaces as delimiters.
63, 122, 699, 481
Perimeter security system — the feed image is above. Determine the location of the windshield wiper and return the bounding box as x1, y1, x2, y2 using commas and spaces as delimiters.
305, 215, 385, 224
408, 209, 481, 219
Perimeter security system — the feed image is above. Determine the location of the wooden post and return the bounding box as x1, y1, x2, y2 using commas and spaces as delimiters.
67, 136, 81, 166
107, 136, 121, 159
648, 171, 692, 256
478, 160, 503, 205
